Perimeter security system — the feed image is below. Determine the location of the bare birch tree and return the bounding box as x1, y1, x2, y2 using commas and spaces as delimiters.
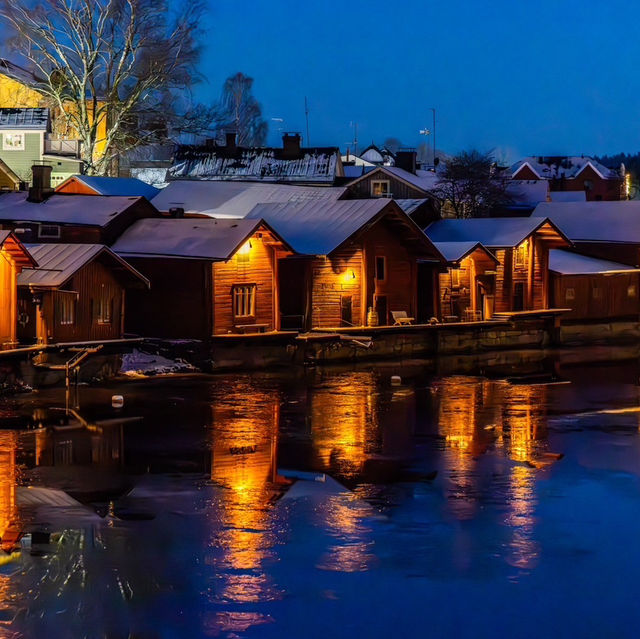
0, 0, 206, 175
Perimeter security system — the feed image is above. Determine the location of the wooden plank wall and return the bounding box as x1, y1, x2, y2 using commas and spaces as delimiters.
44, 259, 124, 343
212, 230, 278, 334
0, 251, 15, 345
344, 170, 427, 200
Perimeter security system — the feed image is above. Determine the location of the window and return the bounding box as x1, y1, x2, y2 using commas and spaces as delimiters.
233, 284, 256, 318
38, 224, 61, 239
370, 180, 391, 197
628, 285, 637, 298
375, 256, 386, 281
592, 287, 602, 300
450, 268, 460, 288
584, 179, 593, 191
565, 288, 575, 301
514, 242, 528, 268
55, 292, 76, 325
3, 133, 24, 150
95, 294, 112, 324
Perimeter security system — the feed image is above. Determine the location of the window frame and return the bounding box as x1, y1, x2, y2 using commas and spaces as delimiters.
370, 180, 391, 198
232, 284, 257, 319
55, 291, 77, 326
94, 293, 113, 325
514, 242, 528, 269
38, 224, 61, 239
2, 132, 25, 151
565, 287, 575, 301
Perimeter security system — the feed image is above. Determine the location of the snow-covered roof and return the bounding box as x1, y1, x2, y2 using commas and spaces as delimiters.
169, 144, 340, 183
0, 59, 43, 87
426, 216, 568, 248
18, 243, 149, 288
396, 199, 431, 216
112, 218, 274, 260
549, 191, 586, 203
505, 180, 549, 207
57, 175, 160, 199
511, 156, 620, 180
345, 165, 440, 196
533, 201, 640, 243
549, 249, 640, 275
0, 192, 144, 227
246, 199, 438, 257
0, 107, 48, 130
151, 180, 346, 218
432, 241, 498, 264
343, 165, 365, 178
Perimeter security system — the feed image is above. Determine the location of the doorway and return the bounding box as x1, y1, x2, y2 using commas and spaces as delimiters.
417, 263, 436, 322
375, 295, 388, 325
513, 282, 525, 311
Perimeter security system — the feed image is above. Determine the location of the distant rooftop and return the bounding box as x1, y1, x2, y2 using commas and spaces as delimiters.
58, 175, 160, 200
0, 107, 49, 130
511, 156, 621, 180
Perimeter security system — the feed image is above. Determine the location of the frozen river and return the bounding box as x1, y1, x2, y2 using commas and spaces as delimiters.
0, 353, 638, 637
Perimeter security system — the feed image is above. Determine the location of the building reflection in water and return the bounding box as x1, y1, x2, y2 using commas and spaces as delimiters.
436, 377, 548, 569
209, 382, 284, 605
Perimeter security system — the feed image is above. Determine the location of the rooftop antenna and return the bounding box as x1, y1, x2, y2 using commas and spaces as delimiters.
350, 121, 358, 156
304, 97, 310, 146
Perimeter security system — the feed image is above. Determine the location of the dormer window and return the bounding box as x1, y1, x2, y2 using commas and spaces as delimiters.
2, 133, 24, 150
371, 180, 391, 197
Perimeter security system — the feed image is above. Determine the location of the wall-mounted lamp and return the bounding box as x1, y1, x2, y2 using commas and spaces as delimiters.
238, 240, 252, 255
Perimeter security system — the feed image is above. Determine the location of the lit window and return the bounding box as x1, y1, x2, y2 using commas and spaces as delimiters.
375, 256, 386, 281
514, 242, 528, 268
371, 180, 391, 197
94, 294, 112, 324
565, 288, 575, 301
592, 287, 602, 300
38, 224, 60, 239
55, 293, 76, 325
233, 284, 256, 318
628, 285, 637, 298
450, 268, 460, 288
3, 133, 24, 150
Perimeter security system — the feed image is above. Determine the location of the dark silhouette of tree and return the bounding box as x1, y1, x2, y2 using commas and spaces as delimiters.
383, 137, 403, 154
433, 149, 511, 218
213, 72, 267, 146
0, 0, 207, 175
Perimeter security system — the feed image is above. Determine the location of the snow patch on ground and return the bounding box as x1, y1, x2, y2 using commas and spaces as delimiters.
120, 349, 197, 376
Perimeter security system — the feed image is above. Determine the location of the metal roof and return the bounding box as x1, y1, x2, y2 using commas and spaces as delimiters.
58, 175, 160, 200
426, 216, 566, 248
396, 199, 430, 216
0, 230, 36, 267
0, 192, 143, 227
151, 180, 346, 218
18, 243, 149, 288
0, 107, 49, 129
533, 201, 640, 243
112, 218, 269, 260
246, 199, 440, 257
432, 241, 498, 264
549, 249, 640, 275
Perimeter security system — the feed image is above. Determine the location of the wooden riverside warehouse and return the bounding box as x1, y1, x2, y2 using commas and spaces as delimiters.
246, 199, 445, 329
112, 218, 293, 338
16, 244, 150, 344
426, 217, 570, 315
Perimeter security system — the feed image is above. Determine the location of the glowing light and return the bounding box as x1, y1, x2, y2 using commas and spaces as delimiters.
238, 240, 252, 255
343, 269, 356, 283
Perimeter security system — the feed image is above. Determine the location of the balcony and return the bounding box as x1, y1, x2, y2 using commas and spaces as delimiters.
44, 138, 81, 158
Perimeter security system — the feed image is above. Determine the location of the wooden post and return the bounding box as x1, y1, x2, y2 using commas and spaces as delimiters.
9, 256, 16, 345
272, 245, 280, 332
361, 243, 368, 327
470, 257, 477, 314
527, 238, 535, 310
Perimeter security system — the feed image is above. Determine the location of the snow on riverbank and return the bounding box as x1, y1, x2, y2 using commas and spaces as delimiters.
119, 349, 197, 376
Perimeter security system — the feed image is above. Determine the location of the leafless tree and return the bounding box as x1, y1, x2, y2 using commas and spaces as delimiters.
212, 72, 267, 146
433, 149, 511, 218
0, 0, 206, 175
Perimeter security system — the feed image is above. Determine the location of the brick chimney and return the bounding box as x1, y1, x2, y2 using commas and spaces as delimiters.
282, 133, 301, 159
395, 150, 417, 174
28, 165, 53, 203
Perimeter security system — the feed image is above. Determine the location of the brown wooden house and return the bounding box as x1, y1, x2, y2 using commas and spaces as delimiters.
0, 230, 36, 347
17, 243, 149, 344
549, 250, 640, 321
112, 218, 293, 338
247, 199, 445, 328
426, 217, 570, 314
432, 242, 499, 321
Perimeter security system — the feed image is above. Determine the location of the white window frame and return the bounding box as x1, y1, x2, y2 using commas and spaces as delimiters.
2, 132, 25, 151
233, 284, 256, 319
95, 294, 112, 325
55, 291, 77, 326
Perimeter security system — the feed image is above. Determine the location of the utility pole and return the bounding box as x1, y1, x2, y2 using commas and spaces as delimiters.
350, 121, 358, 156
304, 97, 310, 146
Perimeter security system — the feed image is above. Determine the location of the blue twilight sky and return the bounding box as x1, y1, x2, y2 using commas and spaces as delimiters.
195, 0, 637, 162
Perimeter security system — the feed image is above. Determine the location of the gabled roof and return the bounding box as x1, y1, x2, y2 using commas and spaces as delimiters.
56, 175, 160, 200
18, 243, 149, 288
505, 180, 549, 207
0, 107, 48, 130
246, 198, 441, 258
533, 201, 640, 243
346, 165, 439, 196
549, 250, 640, 275
151, 180, 346, 218
396, 199, 431, 216
169, 144, 340, 183
112, 218, 290, 260
0, 230, 37, 267
425, 216, 570, 248
511, 156, 620, 181
0, 158, 20, 186
0, 192, 145, 227
432, 241, 498, 265
0, 59, 43, 87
